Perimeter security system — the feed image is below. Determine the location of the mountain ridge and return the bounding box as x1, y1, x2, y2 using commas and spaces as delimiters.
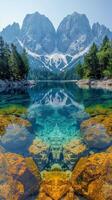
0, 11, 112, 75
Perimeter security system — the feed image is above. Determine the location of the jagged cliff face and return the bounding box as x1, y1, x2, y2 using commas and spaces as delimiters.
57, 12, 93, 55
0, 12, 112, 73
92, 22, 112, 45
20, 12, 56, 54
0, 22, 20, 43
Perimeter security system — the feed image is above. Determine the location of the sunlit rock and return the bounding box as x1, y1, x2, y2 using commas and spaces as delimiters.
37, 170, 79, 200
29, 138, 50, 170
71, 152, 112, 200
63, 139, 87, 169
81, 114, 112, 136
0, 153, 41, 199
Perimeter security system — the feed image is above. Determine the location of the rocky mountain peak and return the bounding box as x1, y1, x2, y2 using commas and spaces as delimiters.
57, 12, 93, 54
0, 22, 20, 43
92, 22, 112, 44
20, 12, 56, 54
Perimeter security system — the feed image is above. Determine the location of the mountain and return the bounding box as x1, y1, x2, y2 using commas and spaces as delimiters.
0, 22, 20, 43
0, 12, 112, 77
57, 12, 93, 55
92, 22, 112, 45
20, 12, 56, 54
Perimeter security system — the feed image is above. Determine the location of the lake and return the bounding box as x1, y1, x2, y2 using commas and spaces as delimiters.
0, 82, 112, 170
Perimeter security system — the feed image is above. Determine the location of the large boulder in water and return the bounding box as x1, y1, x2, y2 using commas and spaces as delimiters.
82, 123, 111, 149
0, 114, 31, 136
71, 152, 112, 200
38, 169, 79, 200
0, 152, 41, 199
1, 125, 34, 153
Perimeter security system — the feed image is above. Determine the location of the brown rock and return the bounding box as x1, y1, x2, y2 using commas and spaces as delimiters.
0, 114, 31, 136
81, 114, 112, 136
29, 138, 49, 170
71, 152, 112, 200
82, 123, 111, 149
38, 170, 74, 200
63, 139, 87, 169
0, 152, 41, 199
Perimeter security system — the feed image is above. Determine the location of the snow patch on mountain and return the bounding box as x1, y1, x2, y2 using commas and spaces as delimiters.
18, 38, 91, 72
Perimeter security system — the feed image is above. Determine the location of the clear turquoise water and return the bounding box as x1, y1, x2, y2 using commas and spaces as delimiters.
0, 82, 112, 170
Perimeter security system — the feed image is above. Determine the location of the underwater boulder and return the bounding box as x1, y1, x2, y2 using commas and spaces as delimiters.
63, 139, 87, 170
71, 152, 112, 200
83, 124, 112, 149
0, 114, 31, 136
1, 125, 34, 153
0, 152, 41, 199
29, 138, 50, 170
81, 114, 112, 136
0, 104, 27, 117
85, 104, 112, 117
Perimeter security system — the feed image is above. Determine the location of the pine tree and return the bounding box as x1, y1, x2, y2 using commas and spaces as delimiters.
83, 43, 99, 79
21, 49, 29, 79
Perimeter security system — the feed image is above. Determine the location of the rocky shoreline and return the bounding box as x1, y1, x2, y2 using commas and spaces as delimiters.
0, 80, 37, 92
76, 79, 112, 90
1, 79, 112, 92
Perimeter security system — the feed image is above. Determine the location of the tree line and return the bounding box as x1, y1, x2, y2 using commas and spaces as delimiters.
75, 36, 112, 79
0, 36, 29, 80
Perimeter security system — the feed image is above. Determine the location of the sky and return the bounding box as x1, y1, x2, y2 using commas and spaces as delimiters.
0, 0, 112, 31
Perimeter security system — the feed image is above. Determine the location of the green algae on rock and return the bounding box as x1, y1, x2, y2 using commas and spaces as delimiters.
0, 104, 27, 116
85, 104, 112, 117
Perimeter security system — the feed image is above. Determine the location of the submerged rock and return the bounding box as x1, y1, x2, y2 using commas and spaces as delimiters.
82, 124, 111, 149
63, 139, 87, 169
38, 170, 79, 200
0, 153, 41, 199
0, 114, 31, 136
85, 104, 112, 117
1, 125, 34, 152
71, 152, 112, 200
29, 138, 50, 170
81, 114, 112, 136
0, 104, 27, 117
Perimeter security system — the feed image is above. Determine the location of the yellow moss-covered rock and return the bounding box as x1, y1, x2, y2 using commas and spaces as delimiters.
0, 153, 41, 199
63, 139, 87, 169
81, 114, 112, 136
0, 114, 31, 136
71, 152, 112, 200
38, 170, 73, 200
29, 139, 50, 170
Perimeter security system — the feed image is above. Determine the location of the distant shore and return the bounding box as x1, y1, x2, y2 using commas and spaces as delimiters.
76, 79, 112, 90
0, 80, 37, 92
0, 79, 112, 92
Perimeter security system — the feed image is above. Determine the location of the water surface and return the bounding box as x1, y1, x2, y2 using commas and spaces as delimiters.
0, 82, 112, 170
